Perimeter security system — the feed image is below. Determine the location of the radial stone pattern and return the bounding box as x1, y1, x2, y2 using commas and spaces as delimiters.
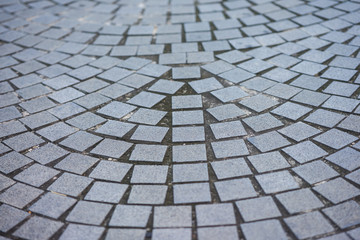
1, 0, 360, 239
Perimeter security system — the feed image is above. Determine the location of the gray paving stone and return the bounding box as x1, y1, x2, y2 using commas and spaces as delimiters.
248, 151, 290, 173
265, 83, 302, 100
338, 114, 360, 133
91, 139, 133, 158
326, 147, 360, 171
0, 173, 15, 192
202, 60, 235, 75
241, 220, 287, 240
97, 101, 136, 118
239, 94, 279, 113
248, 131, 291, 152
131, 165, 168, 184
36, 122, 77, 142
98, 67, 132, 82
74, 92, 110, 109
173, 182, 211, 204
207, 104, 247, 121
278, 122, 321, 142
89, 160, 132, 182
29, 192, 76, 218
0, 204, 29, 232
20, 96, 56, 114
314, 129, 357, 149
137, 63, 171, 77
0, 182, 43, 208
215, 178, 257, 201
313, 177, 360, 204
55, 153, 98, 175
131, 125, 169, 143
59, 224, 104, 240
173, 163, 208, 183
127, 91, 165, 108
256, 170, 299, 194
172, 144, 207, 162
3, 132, 44, 152
283, 141, 328, 163
293, 160, 339, 185
196, 203, 236, 226
149, 79, 184, 94
153, 229, 191, 240
66, 201, 112, 225
323, 200, 360, 229
236, 196, 281, 222
95, 120, 135, 138
210, 121, 247, 139
128, 185, 167, 204
172, 126, 205, 142
322, 95, 359, 113
189, 77, 223, 93
48, 172, 93, 197
106, 229, 146, 240
172, 95, 202, 109
14, 163, 59, 187
154, 206, 192, 227
240, 77, 276, 92
243, 113, 283, 132
172, 110, 204, 125
285, 211, 334, 239
13, 216, 63, 240
109, 205, 151, 227
130, 144, 167, 162
85, 181, 128, 203
60, 131, 102, 152
211, 139, 249, 158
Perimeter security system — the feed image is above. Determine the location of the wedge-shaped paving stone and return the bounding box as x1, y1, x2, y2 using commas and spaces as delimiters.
314, 129, 357, 149
95, 120, 135, 138
293, 160, 339, 185
241, 220, 287, 240
215, 178, 257, 201
196, 203, 236, 226
13, 216, 63, 240
276, 188, 324, 214
54, 153, 98, 175
243, 113, 283, 132
0, 151, 32, 174
211, 139, 249, 158
248, 151, 290, 173
14, 163, 59, 187
127, 91, 165, 108
131, 165, 168, 184
278, 122, 321, 142
109, 205, 152, 227
128, 185, 167, 204
173, 144, 207, 162
173, 126, 205, 142
236, 196, 281, 222
0, 204, 29, 233
130, 144, 167, 162
96, 101, 136, 118
210, 121, 247, 139
239, 94, 279, 112
48, 172, 93, 197
3, 132, 44, 152
148, 79, 184, 94
326, 147, 360, 171
323, 200, 360, 229
313, 178, 360, 204
29, 192, 76, 219
129, 108, 167, 125
256, 170, 299, 194
189, 77, 223, 93
173, 163, 208, 183
59, 224, 104, 240
207, 104, 247, 121
89, 160, 132, 182
0, 183, 43, 208
66, 201, 112, 225
211, 86, 248, 102
285, 211, 334, 239
174, 183, 211, 204
282, 141, 328, 164
249, 131, 291, 152
60, 131, 103, 152
305, 109, 345, 128
85, 182, 128, 203
91, 139, 133, 158
154, 206, 192, 228
172, 95, 202, 109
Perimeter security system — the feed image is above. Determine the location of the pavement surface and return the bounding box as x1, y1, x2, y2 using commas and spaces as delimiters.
0, 0, 360, 239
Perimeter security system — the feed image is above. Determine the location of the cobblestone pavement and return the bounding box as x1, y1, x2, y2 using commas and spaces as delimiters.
0, 0, 360, 239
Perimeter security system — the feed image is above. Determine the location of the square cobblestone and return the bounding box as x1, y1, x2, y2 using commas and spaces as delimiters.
173, 163, 208, 183
14, 163, 59, 187
128, 185, 167, 204
256, 170, 299, 194
207, 104, 247, 121
109, 205, 151, 227
323, 200, 360, 229
89, 160, 132, 182
236, 196, 281, 222
0, 204, 29, 232
85, 181, 128, 203
211, 139, 249, 158
131, 165, 168, 184
215, 178, 257, 201
48, 172, 93, 197
241, 220, 287, 240
60, 131, 103, 152
326, 147, 360, 171
173, 144, 207, 162
196, 203, 236, 226
248, 151, 290, 173
66, 201, 112, 225
54, 153, 98, 175
293, 160, 339, 185
249, 131, 290, 152
283, 141, 328, 163
90, 139, 133, 158
173, 183, 211, 204
210, 121, 247, 139
314, 129, 357, 149
130, 144, 167, 162
0, 182, 43, 208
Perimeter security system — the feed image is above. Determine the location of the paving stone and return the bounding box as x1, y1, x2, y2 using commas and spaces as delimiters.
66, 112, 105, 130
282, 141, 327, 163
54, 153, 98, 175
173, 163, 208, 183
95, 120, 135, 138
278, 122, 321, 142
172, 126, 205, 142
20, 96, 56, 114
240, 77, 276, 92
131, 165, 168, 184
106, 229, 146, 240
14, 163, 59, 187
210, 121, 247, 139
128, 185, 167, 204
109, 205, 151, 227
85, 181, 128, 203
172, 144, 207, 162
153, 229, 191, 240
196, 203, 236, 226
127, 91, 165, 108
0, 204, 29, 232
74, 92, 111, 109
91, 139, 133, 158
172, 95, 202, 109
189, 77, 223, 93
293, 160, 339, 185
174, 182, 211, 204
149, 79, 184, 94
137, 63, 171, 77
208, 104, 247, 121
248, 151, 290, 173
305, 109, 345, 128
130, 144, 167, 162
239, 94, 278, 113
59, 224, 104, 240
314, 129, 357, 149
89, 160, 132, 182
323, 200, 360, 229
313, 178, 360, 204
29, 192, 76, 219
173, 110, 204, 125
202, 60, 235, 75
66, 201, 112, 225
13, 216, 63, 240
98, 67, 132, 82
0, 182, 43, 208
256, 170, 299, 194
36, 122, 77, 142
248, 131, 291, 152
48, 172, 93, 197
211, 139, 249, 158
322, 95, 359, 113
271, 102, 312, 121
97, 101, 136, 118
292, 89, 330, 107
326, 147, 360, 171
3, 132, 44, 152
60, 131, 102, 152
241, 220, 287, 240
236, 196, 281, 222
0, 173, 15, 191
243, 113, 283, 132
215, 178, 257, 201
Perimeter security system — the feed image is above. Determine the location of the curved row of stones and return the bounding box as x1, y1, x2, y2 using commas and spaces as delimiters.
0, 0, 360, 239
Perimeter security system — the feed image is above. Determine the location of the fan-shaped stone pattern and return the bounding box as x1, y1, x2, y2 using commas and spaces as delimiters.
0, 0, 360, 239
